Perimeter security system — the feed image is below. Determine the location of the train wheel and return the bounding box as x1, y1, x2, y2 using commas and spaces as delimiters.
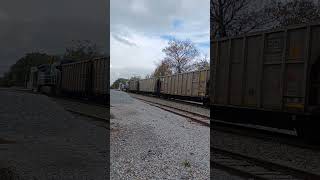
203, 98, 210, 107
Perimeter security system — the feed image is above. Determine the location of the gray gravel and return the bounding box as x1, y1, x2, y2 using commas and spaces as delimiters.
212, 130, 320, 175
0, 89, 108, 179
110, 90, 209, 179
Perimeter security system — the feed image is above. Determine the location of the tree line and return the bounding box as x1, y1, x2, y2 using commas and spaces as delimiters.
211, 0, 320, 39
0, 40, 105, 87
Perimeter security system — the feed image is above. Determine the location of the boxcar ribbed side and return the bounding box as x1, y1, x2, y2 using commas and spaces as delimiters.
128, 79, 139, 92
211, 23, 320, 138
60, 57, 108, 104
160, 69, 209, 99
139, 78, 157, 93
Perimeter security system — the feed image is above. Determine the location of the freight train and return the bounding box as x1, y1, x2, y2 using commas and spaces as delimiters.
28, 57, 109, 105
129, 23, 320, 140
128, 69, 210, 104
211, 23, 320, 140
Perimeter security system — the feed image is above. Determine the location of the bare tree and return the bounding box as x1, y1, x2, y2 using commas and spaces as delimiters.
152, 59, 172, 77
129, 76, 141, 81
162, 39, 200, 74
193, 54, 210, 71
211, 0, 320, 39
267, 0, 320, 28
211, 0, 274, 38
64, 40, 103, 61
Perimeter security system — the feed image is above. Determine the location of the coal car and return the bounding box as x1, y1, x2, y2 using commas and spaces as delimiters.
211, 23, 320, 139
128, 79, 139, 92
128, 69, 210, 104
160, 69, 210, 103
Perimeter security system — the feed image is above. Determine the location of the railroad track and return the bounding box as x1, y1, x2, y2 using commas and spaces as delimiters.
134, 96, 210, 126
212, 147, 320, 180
127, 92, 208, 109
131, 94, 320, 150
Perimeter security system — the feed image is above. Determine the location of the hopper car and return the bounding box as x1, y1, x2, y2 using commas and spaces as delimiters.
211, 23, 320, 139
128, 69, 210, 104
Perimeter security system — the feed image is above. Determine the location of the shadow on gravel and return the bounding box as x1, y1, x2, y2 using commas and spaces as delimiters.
110, 114, 115, 119
0, 138, 16, 144
0, 167, 37, 180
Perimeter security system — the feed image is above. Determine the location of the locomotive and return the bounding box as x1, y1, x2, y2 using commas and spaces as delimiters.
28, 57, 109, 105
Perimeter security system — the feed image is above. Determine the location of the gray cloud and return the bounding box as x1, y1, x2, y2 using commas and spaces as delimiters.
110, 0, 209, 84
111, 0, 209, 35
0, 0, 109, 76
112, 34, 138, 47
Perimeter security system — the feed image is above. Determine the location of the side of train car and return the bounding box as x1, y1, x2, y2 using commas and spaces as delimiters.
128, 69, 210, 103
58, 57, 109, 104
30, 57, 109, 105
211, 23, 320, 139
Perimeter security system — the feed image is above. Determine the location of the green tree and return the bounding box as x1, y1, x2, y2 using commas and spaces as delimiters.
111, 78, 129, 89
2, 52, 57, 87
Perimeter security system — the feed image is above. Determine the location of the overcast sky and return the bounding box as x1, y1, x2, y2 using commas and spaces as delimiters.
0, 0, 109, 77
110, 0, 210, 84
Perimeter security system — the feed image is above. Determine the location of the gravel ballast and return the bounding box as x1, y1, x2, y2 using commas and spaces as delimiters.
128, 93, 209, 117
110, 90, 209, 179
212, 130, 320, 175
0, 89, 108, 179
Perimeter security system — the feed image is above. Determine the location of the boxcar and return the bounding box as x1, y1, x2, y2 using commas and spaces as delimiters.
59, 57, 109, 104
160, 69, 210, 102
128, 79, 139, 92
139, 78, 157, 93
211, 23, 320, 138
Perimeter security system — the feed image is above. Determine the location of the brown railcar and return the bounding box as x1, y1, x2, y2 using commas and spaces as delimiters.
211, 23, 320, 139
159, 69, 210, 102
59, 57, 109, 104
139, 78, 157, 93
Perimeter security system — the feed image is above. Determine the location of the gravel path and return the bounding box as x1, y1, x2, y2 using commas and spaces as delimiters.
110, 90, 209, 179
0, 89, 108, 179
212, 130, 320, 176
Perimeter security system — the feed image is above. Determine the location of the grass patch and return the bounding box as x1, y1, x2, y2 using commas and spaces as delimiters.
182, 160, 191, 168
